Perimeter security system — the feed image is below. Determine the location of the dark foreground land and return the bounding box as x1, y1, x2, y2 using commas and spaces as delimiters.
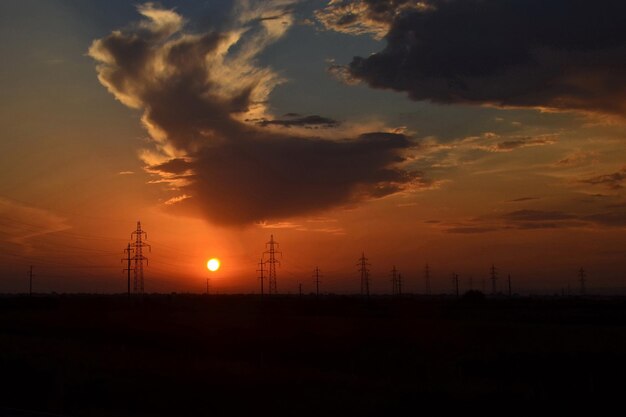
1, 294, 626, 416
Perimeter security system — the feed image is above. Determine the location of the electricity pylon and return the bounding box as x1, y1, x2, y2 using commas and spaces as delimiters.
357, 252, 371, 297
579, 267, 586, 295
490, 264, 497, 295
424, 263, 431, 295
257, 257, 266, 296
264, 235, 281, 295
313, 267, 322, 297
391, 266, 399, 296
130, 221, 150, 295
122, 243, 133, 297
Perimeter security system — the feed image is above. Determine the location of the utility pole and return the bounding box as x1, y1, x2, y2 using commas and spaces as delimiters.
452, 272, 459, 298
424, 263, 431, 295
28, 265, 33, 296
508, 273, 512, 297
122, 243, 133, 297
398, 273, 403, 296
579, 267, 586, 296
391, 266, 398, 296
357, 252, 371, 297
263, 235, 281, 295
257, 258, 266, 297
313, 267, 322, 297
130, 221, 150, 295
490, 264, 497, 295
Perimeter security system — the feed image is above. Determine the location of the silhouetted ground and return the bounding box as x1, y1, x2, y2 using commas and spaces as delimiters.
0, 294, 625, 416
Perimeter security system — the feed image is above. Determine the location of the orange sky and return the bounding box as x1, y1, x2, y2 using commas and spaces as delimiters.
1, 0, 625, 295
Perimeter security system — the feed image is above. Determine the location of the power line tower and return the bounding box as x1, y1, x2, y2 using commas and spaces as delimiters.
264, 235, 281, 295
313, 267, 322, 297
28, 265, 33, 296
397, 273, 403, 296
452, 272, 459, 298
507, 273, 512, 297
490, 264, 497, 295
122, 243, 133, 297
579, 267, 586, 296
130, 221, 150, 295
424, 263, 431, 295
256, 257, 266, 296
391, 266, 399, 296
357, 252, 371, 297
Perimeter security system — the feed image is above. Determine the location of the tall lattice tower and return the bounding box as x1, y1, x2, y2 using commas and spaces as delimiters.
130, 221, 150, 294
579, 267, 586, 295
264, 235, 281, 295
391, 266, 399, 296
490, 264, 497, 295
424, 263, 431, 295
358, 252, 371, 297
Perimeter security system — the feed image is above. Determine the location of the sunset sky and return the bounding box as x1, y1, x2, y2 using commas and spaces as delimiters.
1, 0, 625, 295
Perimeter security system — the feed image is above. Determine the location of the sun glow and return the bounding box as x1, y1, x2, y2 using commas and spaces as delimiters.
207, 258, 220, 272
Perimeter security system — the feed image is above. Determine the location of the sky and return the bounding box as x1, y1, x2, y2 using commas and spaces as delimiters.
1, 0, 625, 295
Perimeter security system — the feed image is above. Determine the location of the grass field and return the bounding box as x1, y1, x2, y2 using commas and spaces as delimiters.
0, 294, 625, 416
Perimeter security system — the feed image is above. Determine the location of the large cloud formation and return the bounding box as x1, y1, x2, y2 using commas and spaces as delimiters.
322, 0, 626, 116
89, 2, 419, 225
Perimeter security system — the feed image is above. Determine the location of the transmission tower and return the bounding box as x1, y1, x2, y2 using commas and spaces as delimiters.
122, 243, 133, 297
507, 273, 512, 297
263, 235, 281, 295
28, 265, 33, 296
397, 273, 403, 296
391, 266, 399, 296
357, 252, 371, 297
313, 267, 322, 297
257, 257, 266, 296
452, 272, 459, 298
130, 221, 150, 295
579, 267, 586, 295
424, 263, 431, 295
490, 264, 497, 295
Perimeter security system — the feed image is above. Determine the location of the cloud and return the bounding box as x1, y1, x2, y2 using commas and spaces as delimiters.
443, 207, 626, 233
580, 167, 626, 190
315, 0, 429, 39
252, 114, 340, 128
328, 0, 626, 116
0, 198, 69, 249
89, 2, 419, 225
505, 197, 540, 203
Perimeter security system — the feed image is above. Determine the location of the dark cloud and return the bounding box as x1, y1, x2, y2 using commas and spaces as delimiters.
339, 0, 626, 115
89, 3, 419, 225
253, 114, 340, 128
580, 167, 626, 190
444, 207, 626, 233
505, 197, 540, 203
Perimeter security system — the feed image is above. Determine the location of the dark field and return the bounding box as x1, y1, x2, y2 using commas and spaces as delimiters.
0, 294, 625, 416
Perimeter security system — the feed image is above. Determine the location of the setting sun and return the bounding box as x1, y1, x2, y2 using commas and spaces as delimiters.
207, 258, 220, 272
